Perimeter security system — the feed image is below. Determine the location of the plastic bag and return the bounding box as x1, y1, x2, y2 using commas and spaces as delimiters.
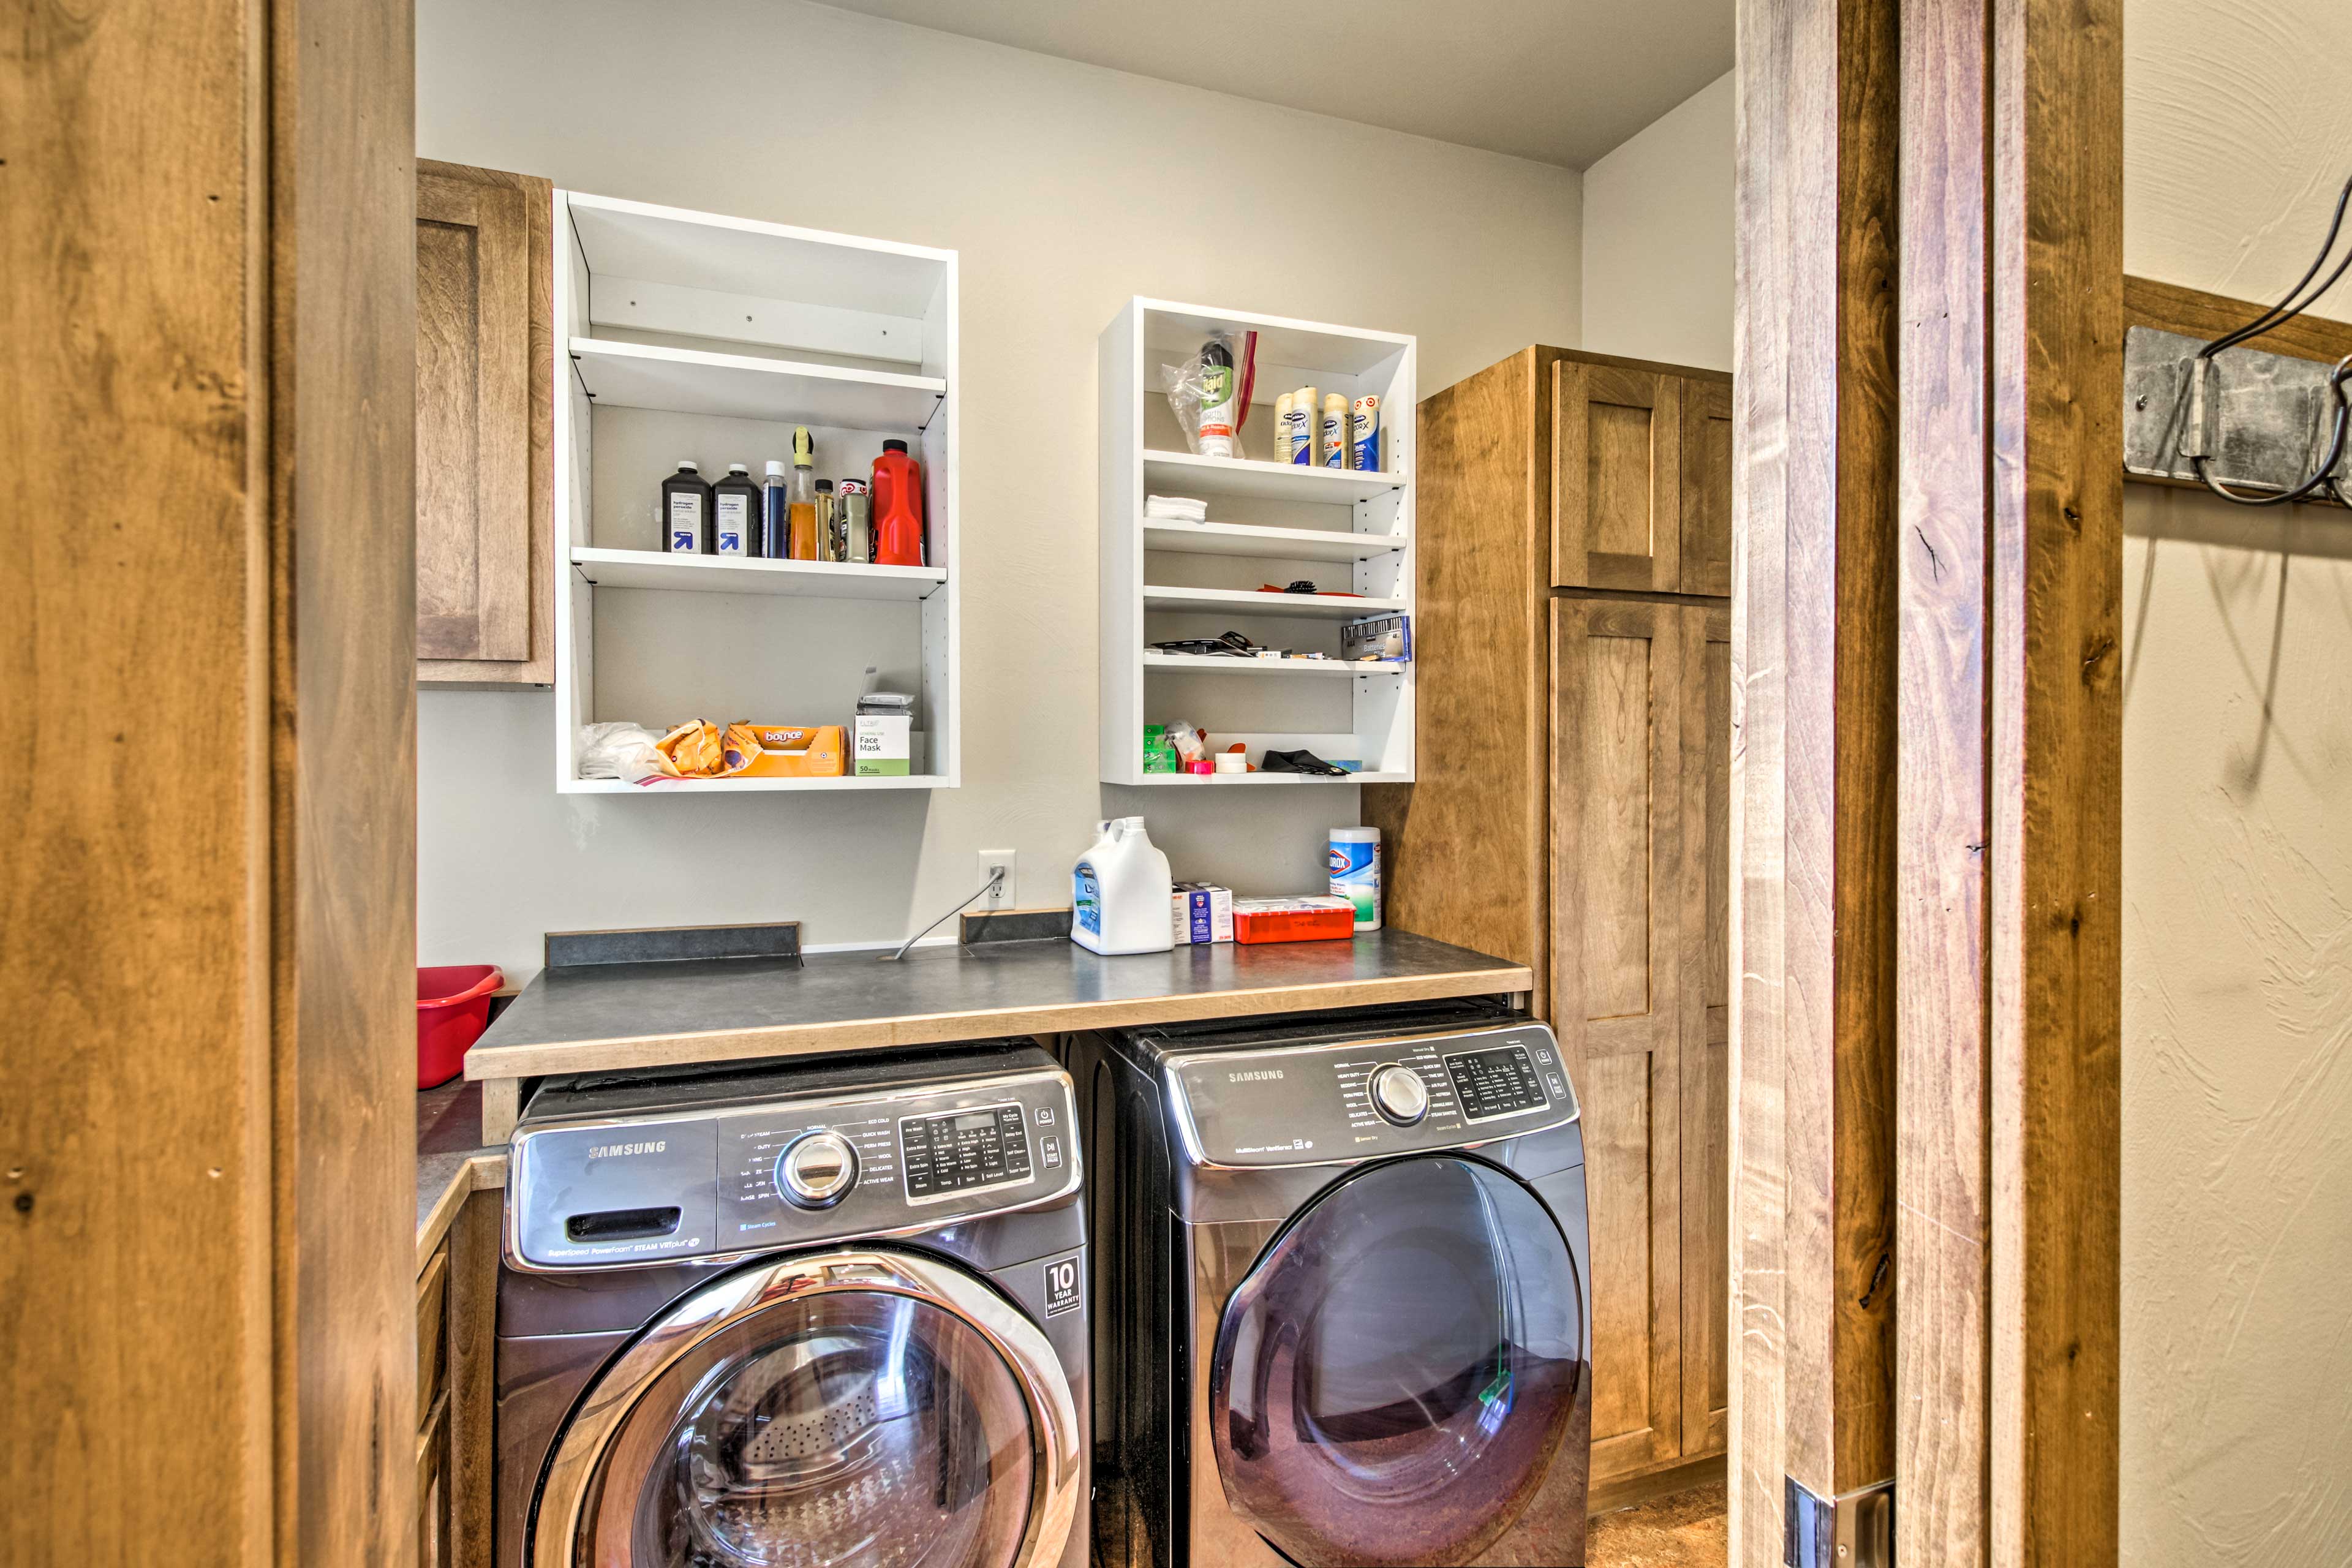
576, 722, 684, 785
1163, 720, 1209, 766
1159, 331, 1257, 458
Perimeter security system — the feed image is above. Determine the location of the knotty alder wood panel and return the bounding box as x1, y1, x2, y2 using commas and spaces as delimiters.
5, 0, 418, 1562
1362, 350, 1548, 998
1895, 0, 2124, 1562
277, 0, 421, 1559
417, 160, 555, 685
1555, 361, 1684, 592
1552, 598, 1685, 1477
1680, 380, 1735, 598
1680, 606, 1733, 1458
1731, 0, 1900, 1559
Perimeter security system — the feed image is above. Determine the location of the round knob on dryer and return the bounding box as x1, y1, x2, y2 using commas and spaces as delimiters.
1370, 1064, 1429, 1127
777, 1131, 859, 1208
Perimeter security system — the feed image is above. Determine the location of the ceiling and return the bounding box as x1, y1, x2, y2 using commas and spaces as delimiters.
804, 0, 1733, 170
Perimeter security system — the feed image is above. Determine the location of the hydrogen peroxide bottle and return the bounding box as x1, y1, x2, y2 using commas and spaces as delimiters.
712, 462, 760, 556
662, 460, 711, 554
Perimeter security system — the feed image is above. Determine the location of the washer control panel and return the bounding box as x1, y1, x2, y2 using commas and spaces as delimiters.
1165, 1023, 1576, 1169
900, 1102, 1034, 1202
1444, 1042, 1551, 1122
509, 1068, 1077, 1269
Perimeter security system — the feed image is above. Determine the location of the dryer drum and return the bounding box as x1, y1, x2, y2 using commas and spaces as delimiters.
1210, 1156, 1585, 1567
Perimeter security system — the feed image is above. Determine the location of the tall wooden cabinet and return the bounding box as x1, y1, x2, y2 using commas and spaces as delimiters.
415, 159, 555, 687
1362, 345, 1732, 1496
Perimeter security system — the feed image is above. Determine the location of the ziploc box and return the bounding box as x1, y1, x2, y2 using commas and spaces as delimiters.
853, 715, 913, 776
1170, 883, 1235, 944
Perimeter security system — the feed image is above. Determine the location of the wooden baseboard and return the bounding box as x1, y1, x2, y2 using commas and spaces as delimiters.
1589, 1452, 1726, 1518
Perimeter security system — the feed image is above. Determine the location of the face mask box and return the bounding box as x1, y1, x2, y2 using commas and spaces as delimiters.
853, 715, 913, 776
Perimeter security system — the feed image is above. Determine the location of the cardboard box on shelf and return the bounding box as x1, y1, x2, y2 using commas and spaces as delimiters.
736, 724, 847, 778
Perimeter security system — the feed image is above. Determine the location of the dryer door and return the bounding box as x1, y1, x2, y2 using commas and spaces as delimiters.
533, 1250, 1081, 1568
1210, 1156, 1585, 1567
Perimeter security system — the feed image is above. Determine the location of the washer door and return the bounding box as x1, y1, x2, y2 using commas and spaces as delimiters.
1210, 1156, 1585, 1567
534, 1250, 1080, 1568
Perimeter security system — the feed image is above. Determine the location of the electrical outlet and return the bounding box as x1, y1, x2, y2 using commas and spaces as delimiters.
978, 850, 1017, 910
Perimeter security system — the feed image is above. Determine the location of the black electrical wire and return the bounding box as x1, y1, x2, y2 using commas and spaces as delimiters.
2185, 172, 2352, 508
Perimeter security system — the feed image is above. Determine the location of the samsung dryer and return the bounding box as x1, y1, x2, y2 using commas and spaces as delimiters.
495, 1042, 1089, 1568
1076, 1000, 1592, 1568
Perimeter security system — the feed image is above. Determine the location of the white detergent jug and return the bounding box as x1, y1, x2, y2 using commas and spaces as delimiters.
1071, 817, 1175, 955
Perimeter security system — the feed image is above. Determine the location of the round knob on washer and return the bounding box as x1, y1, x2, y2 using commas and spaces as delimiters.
1370, 1064, 1429, 1126
777, 1131, 859, 1208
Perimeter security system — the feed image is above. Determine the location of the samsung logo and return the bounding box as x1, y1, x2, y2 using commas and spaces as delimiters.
587, 1140, 667, 1159
1228, 1069, 1285, 1084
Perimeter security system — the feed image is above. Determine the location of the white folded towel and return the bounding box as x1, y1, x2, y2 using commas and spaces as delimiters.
1144, 494, 1208, 521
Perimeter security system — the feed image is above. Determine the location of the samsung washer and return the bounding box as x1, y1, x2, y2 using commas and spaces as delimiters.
494, 1042, 1089, 1568
1076, 999, 1593, 1568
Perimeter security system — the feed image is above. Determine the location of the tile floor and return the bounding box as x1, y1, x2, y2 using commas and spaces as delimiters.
1586, 1480, 1729, 1567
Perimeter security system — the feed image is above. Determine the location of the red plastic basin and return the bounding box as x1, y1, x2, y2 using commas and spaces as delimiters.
417, 964, 502, 1090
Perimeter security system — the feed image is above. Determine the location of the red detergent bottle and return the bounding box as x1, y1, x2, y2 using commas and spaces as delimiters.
871, 439, 925, 567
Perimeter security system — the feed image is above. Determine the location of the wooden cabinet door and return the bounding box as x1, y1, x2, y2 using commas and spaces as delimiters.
1552, 359, 1683, 592
1551, 598, 1686, 1479
1676, 605, 1733, 1458
416, 160, 553, 684
1678, 379, 1734, 597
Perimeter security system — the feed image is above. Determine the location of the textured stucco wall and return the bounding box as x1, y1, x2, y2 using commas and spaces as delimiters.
2120, 1, 2352, 1561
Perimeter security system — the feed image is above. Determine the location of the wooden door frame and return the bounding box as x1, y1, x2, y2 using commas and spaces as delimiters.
1733, 0, 2123, 1562
6, 0, 419, 1561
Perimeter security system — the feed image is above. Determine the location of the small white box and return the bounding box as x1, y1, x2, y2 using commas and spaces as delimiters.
1170, 882, 1235, 944
853, 715, 913, 776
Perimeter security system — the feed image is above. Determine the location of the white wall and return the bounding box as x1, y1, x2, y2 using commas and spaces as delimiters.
414, 0, 1581, 982
1576, 7, 2352, 1561
1580, 71, 1733, 372
2119, 2, 2352, 1562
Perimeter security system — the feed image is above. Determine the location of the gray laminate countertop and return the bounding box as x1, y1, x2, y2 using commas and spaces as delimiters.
464, 929, 1533, 1085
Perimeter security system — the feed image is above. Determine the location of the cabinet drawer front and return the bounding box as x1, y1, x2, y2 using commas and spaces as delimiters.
415, 1240, 449, 1419
1552, 360, 1683, 592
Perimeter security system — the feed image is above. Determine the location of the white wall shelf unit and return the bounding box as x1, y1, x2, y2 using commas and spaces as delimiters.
552, 192, 958, 793
1101, 296, 1415, 785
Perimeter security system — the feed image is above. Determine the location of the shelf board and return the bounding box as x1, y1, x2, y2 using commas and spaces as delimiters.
569, 337, 944, 431
1142, 650, 1404, 677
571, 546, 945, 601
1143, 450, 1405, 505
1142, 586, 1404, 621
1142, 519, 1408, 562
562, 774, 948, 794
1118, 770, 1411, 786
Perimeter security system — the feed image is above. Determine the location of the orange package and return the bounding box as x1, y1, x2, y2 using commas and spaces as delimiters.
656, 720, 737, 778
731, 724, 847, 778
1231, 897, 1357, 944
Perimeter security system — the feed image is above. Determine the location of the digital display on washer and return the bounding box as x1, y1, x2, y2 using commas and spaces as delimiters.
1442, 1044, 1551, 1122
899, 1101, 1032, 1202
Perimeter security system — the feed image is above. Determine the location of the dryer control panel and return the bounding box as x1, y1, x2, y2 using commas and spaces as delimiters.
1164, 1022, 1577, 1169
507, 1066, 1079, 1270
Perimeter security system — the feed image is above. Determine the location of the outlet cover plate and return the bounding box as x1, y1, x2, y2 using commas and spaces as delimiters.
978, 850, 1016, 910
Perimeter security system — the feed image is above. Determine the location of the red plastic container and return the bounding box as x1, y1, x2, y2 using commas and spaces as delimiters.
870, 440, 925, 567
417, 964, 502, 1089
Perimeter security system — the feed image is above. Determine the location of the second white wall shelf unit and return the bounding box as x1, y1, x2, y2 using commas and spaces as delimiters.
1099, 297, 1415, 785
552, 192, 958, 792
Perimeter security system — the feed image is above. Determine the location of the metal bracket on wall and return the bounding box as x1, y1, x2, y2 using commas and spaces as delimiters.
2124, 325, 2349, 506
1785, 1474, 1893, 1568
